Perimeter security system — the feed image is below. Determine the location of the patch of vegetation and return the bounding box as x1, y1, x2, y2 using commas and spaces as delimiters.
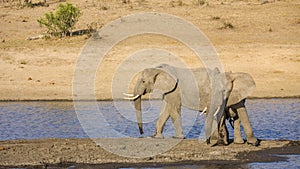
169, 0, 184, 7
212, 16, 221, 20
91, 0, 125, 11
268, 26, 272, 32
138, 0, 147, 6
19, 0, 49, 8
219, 21, 234, 29
2, 0, 66, 9
194, 0, 208, 6
72, 22, 99, 39
19, 60, 27, 65
24, 0, 49, 8
37, 3, 81, 37
178, 0, 183, 6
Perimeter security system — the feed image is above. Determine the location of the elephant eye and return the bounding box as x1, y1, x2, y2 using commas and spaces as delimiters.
142, 80, 145, 83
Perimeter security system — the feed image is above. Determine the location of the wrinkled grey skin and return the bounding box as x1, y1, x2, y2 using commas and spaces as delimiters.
133, 64, 259, 146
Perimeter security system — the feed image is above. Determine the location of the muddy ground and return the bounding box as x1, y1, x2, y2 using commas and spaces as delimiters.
0, 138, 299, 168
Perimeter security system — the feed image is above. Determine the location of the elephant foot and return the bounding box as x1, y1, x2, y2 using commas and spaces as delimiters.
206, 136, 229, 146
222, 139, 229, 145
152, 133, 164, 139
211, 139, 229, 147
247, 139, 261, 147
206, 138, 216, 145
172, 135, 185, 139
207, 139, 223, 147
234, 139, 245, 144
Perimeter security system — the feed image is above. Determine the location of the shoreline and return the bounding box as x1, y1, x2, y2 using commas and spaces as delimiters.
0, 138, 299, 168
0, 96, 299, 102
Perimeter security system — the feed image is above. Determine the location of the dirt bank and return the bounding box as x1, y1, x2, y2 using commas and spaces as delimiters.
0, 0, 299, 100
0, 138, 299, 168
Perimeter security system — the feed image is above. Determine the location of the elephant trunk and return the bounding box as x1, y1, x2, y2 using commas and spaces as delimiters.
134, 96, 143, 134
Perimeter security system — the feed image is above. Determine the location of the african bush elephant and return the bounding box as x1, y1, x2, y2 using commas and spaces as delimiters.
124, 64, 259, 146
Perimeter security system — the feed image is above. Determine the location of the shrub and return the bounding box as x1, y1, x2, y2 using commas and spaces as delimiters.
196, 0, 207, 6
219, 21, 234, 29
223, 22, 234, 29
212, 16, 221, 20
37, 3, 81, 37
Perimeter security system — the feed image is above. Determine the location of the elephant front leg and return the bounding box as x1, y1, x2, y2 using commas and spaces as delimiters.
153, 102, 170, 139
209, 115, 229, 146
235, 107, 259, 146
233, 115, 244, 144
218, 115, 229, 145
169, 104, 184, 139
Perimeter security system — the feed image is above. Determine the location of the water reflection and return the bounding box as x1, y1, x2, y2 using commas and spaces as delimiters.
248, 155, 300, 169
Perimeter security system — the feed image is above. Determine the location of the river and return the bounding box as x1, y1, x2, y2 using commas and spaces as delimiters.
0, 98, 299, 168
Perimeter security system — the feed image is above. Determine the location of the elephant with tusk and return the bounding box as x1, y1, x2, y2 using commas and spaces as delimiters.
124, 64, 259, 146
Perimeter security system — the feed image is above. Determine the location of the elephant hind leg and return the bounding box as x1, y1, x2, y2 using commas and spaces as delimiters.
233, 105, 259, 146
230, 108, 244, 144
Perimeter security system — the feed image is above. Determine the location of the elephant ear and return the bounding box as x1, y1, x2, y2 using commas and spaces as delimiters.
153, 69, 178, 95
227, 72, 256, 106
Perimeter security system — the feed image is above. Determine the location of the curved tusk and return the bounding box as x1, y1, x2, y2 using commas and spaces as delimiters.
199, 107, 207, 116
202, 107, 207, 113
131, 94, 140, 100
214, 107, 220, 117
123, 94, 140, 100
123, 93, 134, 97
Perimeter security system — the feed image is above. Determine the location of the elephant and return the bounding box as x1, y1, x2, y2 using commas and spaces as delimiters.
124, 64, 259, 146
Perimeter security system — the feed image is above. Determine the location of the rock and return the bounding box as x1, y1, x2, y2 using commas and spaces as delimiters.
26, 35, 44, 41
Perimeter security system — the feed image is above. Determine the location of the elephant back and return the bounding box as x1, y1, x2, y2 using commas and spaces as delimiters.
157, 64, 213, 110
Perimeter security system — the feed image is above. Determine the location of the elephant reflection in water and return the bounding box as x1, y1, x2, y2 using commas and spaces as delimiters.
124, 64, 260, 146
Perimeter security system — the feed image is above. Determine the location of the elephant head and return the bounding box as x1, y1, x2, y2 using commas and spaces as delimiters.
126, 68, 178, 135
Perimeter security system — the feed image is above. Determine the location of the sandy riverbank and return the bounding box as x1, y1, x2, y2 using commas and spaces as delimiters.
0, 0, 299, 101
0, 138, 299, 168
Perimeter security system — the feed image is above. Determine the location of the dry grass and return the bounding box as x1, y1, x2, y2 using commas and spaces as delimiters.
0, 0, 299, 100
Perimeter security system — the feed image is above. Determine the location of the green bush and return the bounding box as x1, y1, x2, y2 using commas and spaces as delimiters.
37, 3, 81, 37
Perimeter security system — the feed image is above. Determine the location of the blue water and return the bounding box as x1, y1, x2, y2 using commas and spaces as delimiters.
0, 99, 299, 168
0, 101, 88, 140
0, 99, 299, 141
